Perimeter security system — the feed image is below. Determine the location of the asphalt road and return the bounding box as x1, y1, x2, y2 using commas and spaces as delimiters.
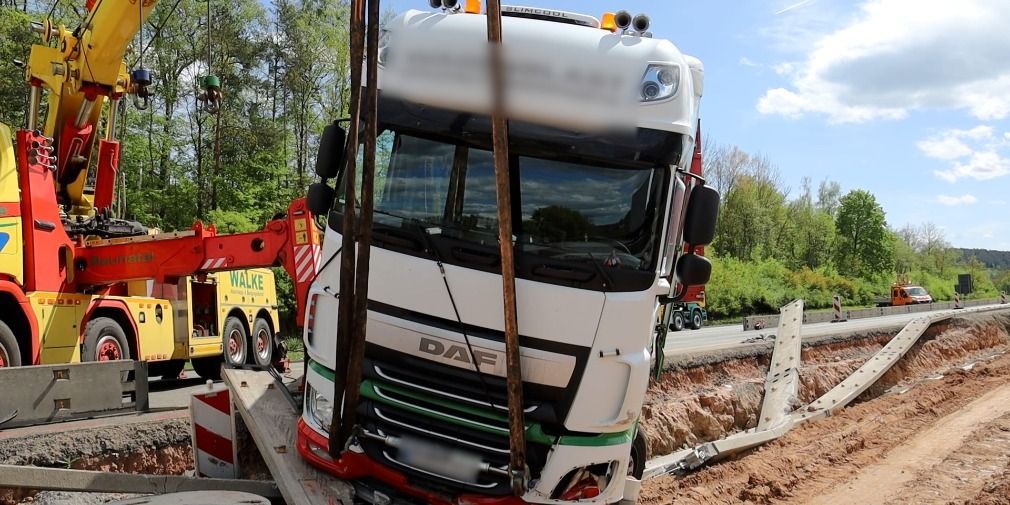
663, 304, 1007, 357
148, 361, 303, 410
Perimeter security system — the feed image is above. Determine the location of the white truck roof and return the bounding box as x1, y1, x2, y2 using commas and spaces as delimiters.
380, 7, 703, 137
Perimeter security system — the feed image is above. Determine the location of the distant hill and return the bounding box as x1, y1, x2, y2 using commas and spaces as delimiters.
958, 248, 1010, 269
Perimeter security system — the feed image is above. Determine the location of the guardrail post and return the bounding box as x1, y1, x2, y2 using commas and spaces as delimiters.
134, 360, 149, 412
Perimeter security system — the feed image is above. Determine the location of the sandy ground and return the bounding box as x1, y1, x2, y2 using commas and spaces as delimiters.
640, 312, 1010, 504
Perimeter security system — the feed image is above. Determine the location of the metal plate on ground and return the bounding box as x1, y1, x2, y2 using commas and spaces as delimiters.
109, 491, 270, 505
757, 300, 803, 430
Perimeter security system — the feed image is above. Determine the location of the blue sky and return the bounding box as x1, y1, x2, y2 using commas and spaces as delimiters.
382, 0, 1010, 249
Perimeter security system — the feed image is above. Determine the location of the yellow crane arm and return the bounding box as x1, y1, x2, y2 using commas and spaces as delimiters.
24, 0, 159, 212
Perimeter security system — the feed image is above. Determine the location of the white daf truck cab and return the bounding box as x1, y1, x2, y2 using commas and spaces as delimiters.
297, 4, 717, 504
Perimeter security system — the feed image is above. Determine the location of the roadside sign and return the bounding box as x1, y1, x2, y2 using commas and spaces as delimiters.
190, 381, 239, 479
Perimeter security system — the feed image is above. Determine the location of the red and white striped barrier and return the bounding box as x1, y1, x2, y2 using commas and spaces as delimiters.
954, 291, 963, 309
190, 381, 239, 479
831, 295, 846, 323
1002, 291, 1007, 305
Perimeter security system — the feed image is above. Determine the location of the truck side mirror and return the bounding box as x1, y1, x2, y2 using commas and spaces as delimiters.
315, 122, 346, 180
307, 182, 335, 216
675, 253, 712, 287
683, 184, 719, 246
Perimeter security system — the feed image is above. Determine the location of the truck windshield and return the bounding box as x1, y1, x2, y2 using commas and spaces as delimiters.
907, 287, 927, 296
339, 131, 665, 289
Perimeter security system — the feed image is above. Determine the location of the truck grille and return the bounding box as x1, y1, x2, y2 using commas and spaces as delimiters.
359, 346, 560, 496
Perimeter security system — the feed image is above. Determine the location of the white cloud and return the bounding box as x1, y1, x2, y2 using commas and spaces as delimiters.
919, 126, 1010, 182
758, 0, 1010, 123
739, 57, 760, 68
934, 194, 978, 206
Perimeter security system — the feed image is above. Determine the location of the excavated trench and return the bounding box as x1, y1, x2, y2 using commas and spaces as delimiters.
641, 312, 1010, 459
3, 312, 1009, 504
0, 419, 194, 505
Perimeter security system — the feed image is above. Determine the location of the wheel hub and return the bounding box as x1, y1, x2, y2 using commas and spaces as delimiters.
228, 330, 243, 362
96, 335, 122, 361
256, 330, 269, 359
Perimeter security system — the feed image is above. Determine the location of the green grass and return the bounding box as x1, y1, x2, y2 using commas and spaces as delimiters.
285, 337, 305, 362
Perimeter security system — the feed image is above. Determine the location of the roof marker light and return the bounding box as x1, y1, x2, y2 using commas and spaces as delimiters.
600, 12, 617, 32
464, 0, 480, 13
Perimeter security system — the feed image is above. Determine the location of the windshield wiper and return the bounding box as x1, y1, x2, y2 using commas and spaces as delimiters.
520, 242, 615, 290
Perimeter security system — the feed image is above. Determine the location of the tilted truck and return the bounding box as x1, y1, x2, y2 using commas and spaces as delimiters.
0, 0, 309, 377
297, 4, 718, 504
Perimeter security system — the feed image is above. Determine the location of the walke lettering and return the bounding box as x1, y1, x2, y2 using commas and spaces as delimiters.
90, 253, 155, 267
419, 337, 497, 367
229, 270, 265, 291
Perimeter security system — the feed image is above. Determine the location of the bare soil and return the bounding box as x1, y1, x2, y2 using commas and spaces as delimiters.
640, 311, 1010, 504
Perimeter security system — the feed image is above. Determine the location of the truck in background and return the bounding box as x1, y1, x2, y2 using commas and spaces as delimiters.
875, 273, 933, 307
298, 4, 717, 504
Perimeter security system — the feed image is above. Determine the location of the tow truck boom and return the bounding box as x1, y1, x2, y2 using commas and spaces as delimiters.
73, 198, 321, 326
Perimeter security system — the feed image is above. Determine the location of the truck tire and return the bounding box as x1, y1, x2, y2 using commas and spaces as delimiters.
628, 428, 647, 479
0, 321, 21, 367
151, 359, 186, 380
252, 317, 274, 367
223, 316, 248, 368
689, 310, 704, 330
82, 317, 131, 362
671, 311, 684, 332
191, 356, 222, 381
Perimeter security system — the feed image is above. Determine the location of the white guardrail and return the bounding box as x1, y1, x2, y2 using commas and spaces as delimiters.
742, 297, 1004, 330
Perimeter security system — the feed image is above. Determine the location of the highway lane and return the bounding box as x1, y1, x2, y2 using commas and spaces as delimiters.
148, 361, 303, 409
664, 303, 1008, 357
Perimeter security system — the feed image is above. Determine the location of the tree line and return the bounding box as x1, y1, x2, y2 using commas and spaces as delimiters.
2, 2, 1007, 325
703, 141, 1009, 319
2, 0, 357, 330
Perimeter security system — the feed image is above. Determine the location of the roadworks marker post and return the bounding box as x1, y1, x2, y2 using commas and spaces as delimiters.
954, 291, 963, 309
190, 380, 239, 479
1002, 291, 1007, 304
831, 294, 847, 323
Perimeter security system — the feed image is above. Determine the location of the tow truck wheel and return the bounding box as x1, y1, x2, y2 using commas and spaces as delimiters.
252, 318, 274, 367
0, 321, 21, 368
223, 316, 248, 368
671, 312, 684, 332
628, 428, 647, 479
82, 317, 130, 362
689, 310, 704, 330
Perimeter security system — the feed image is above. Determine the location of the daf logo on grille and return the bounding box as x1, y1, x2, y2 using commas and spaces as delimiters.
419, 337, 497, 367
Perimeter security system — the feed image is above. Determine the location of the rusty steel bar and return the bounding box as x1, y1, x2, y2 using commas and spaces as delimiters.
330, 0, 366, 457
338, 0, 381, 446
485, 0, 528, 495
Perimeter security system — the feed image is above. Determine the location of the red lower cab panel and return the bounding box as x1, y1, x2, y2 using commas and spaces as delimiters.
296, 419, 528, 505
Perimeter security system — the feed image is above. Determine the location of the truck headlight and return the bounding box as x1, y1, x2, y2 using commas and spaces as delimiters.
640, 64, 679, 102
306, 383, 334, 432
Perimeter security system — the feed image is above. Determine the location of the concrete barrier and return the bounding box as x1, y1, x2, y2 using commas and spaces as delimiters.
742, 298, 1001, 330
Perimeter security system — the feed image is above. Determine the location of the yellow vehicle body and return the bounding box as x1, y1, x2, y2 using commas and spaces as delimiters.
19, 269, 280, 366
